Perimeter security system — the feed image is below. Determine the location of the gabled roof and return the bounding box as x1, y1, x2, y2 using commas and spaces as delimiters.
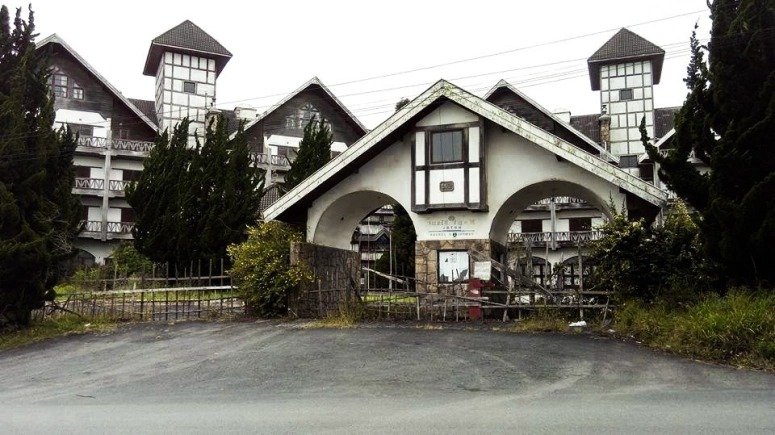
265, 80, 668, 222
484, 79, 617, 163
128, 98, 157, 124
588, 28, 665, 90
232, 77, 367, 140
37, 34, 158, 131
143, 20, 232, 76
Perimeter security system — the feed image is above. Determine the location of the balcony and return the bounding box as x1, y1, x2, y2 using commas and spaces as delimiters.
109, 179, 131, 192
106, 221, 134, 235
78, 220, 134, 240
81, 220, 102, 233
249, 153, 291, 170
73, 177, 104, 194
527, 196, 595, 210
76, 136, 154, 157
508, 230, 602, 247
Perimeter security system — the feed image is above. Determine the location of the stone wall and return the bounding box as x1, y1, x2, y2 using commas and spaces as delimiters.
289, 242, 361, 318
414, 238, 494, 294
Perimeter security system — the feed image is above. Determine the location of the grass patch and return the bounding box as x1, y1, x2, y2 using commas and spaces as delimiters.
615, 290, 775, 370
0, 315, 116, 352
306, 301, 365, 329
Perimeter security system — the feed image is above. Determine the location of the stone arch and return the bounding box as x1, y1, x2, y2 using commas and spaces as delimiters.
310, 190, 418, 251
489, 180, 614, 245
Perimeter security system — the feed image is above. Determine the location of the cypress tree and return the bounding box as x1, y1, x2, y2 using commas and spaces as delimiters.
0, 5, 80, 326
283, 116, 333, 191
646, 0, 775, 286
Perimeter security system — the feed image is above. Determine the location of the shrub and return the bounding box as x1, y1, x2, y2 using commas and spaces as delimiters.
109, 242, 154, 277
589, 200, 710, 303
228, 222, 311, 317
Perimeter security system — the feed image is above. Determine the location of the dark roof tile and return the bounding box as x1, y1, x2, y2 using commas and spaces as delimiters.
587, 28, 665, 90
570, 114, 601, 144
152, 20, 231, 57
654, 106, 680, 138
128, 98, 157, 125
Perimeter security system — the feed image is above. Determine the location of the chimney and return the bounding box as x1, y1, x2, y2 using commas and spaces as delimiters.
234, 106, 257, 121
598, 113, 611, 150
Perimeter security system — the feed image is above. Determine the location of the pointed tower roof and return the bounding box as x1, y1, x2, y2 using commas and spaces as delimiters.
143, 20, 232, 76
587, 28, 665, 90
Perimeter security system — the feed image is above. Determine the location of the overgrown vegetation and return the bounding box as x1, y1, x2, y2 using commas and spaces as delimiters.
0, 5, 81, 326
589, 201, 710, 303
228, 221, 311, 317
615, 290, 775, 370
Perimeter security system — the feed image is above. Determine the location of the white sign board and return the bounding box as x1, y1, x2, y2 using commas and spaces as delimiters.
473, 261, 491, 281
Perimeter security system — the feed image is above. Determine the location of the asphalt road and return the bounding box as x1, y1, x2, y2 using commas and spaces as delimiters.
1, 321, 773, 434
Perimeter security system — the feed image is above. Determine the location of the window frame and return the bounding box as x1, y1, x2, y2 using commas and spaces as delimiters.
429, 129, 466, 164
619, 154, 639, 168
183, 81, 197, 94
619, 88, 634, 101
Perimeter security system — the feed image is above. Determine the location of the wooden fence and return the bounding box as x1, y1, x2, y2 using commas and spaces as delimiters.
34, 286, 244, 322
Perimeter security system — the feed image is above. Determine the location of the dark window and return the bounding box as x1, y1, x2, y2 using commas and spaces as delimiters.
520, 219, 543, 233
569, 217, 592, 232
72, 86, 84, 100
619, 155, 639, 168
123, 170, 142, 182
639, 164, 654, 182
120, 208, 135, 223
619, 88, 634, 101
430, 130, 464, 163
118, 129, 130, 140
69, 123, 94, 137
74, 166, 91, 178
183, 81, 196, 93
81, 206, 89, 220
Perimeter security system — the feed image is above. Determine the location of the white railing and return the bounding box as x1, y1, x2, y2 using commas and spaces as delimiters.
508, 230, 603, 245
533, 196, 589, 206
76, 136, 154, 153
109, 179, 131, 191
82, 220, 102, 232
106, 221, 134, 234
249, 153, 291, 168
74, 177, 104, 190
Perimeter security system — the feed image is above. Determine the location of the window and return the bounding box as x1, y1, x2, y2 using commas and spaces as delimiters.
619, 155, 639, 168
619, 88, 634, 101
438, 251, 469, 283
120, 207, 135, 223
118, 129, 130, 139
123, 170, 142, 182
72, 86, 84, 100
430, 130, 464, 163
68, 123, 94, 137
569, 217, 592, 232
183, 81, 196, 93
520, 219, 543, 233
74, 166, 91, 178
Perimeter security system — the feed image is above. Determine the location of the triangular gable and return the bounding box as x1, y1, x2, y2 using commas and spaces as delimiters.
587, 28, 665, 90
37, 34, 158, 131
233, 77, 367, 141
265, 80, 668, 221
484, 79, 617, 163
143, 20, 232, 76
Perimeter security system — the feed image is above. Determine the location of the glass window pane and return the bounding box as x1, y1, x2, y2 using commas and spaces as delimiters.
438, 251, 469, 283
431, 130, 464, 163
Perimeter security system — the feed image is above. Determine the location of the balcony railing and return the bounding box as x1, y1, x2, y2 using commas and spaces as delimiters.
77, 136, 154, 153
249, 153, 291, 168
109, 179, 131, 191
74, 177, 104, 190
508, 230, 602, 245
106, 221, 134, 234
82, 220, 102, 232
532, 196, 589, 206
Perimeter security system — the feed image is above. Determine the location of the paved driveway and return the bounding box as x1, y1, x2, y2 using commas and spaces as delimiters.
1, 321, 773, 433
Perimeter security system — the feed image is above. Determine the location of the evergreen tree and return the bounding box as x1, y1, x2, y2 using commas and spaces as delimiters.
0, 5, 80, 326
283, 116, 333, 191
645, 0, 775, 286
373, 204, 416, 284
126, 116, 263, 268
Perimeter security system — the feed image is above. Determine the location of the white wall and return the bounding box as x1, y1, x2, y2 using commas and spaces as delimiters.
307, 102, 627, 249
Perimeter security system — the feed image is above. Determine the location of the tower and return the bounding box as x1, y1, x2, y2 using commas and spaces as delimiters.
143, 20, 232, 144
587, 28, 665, 163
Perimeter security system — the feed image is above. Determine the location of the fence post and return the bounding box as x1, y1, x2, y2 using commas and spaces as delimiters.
139, 291, 145, 321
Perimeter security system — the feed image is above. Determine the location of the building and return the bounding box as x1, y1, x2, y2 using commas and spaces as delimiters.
38, 21, 367, 264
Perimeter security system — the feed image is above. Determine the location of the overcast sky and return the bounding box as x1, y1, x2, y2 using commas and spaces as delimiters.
21, 0, 712, 129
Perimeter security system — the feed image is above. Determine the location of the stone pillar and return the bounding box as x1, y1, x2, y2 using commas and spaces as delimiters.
414, 239, 494, 294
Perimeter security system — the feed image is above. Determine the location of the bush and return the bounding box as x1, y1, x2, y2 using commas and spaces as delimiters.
228, 222, 311, 317
108, 242, 154, 277
614, 290, 775, 370
589, 200, 710, 303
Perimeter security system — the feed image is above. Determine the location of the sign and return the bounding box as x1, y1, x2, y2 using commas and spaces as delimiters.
426, 215, 477, 238
473, 261, 491, 281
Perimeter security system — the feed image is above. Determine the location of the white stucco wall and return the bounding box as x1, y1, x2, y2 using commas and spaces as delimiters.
307, 102, 628, 250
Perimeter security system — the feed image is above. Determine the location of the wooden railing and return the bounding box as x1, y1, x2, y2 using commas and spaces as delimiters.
533, 196, 589, 206
82, 220, 102, 232
249, 153, 291, 168
74, 177, 104, 190
109, 179, 131, 191
105, 221, 134, 234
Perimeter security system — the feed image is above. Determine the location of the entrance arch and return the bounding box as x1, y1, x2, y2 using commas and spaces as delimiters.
311, 190, 418, 251
489, 180, 615, 245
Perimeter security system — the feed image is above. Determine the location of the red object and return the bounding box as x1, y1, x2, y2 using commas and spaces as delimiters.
467, 278, 492, 320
